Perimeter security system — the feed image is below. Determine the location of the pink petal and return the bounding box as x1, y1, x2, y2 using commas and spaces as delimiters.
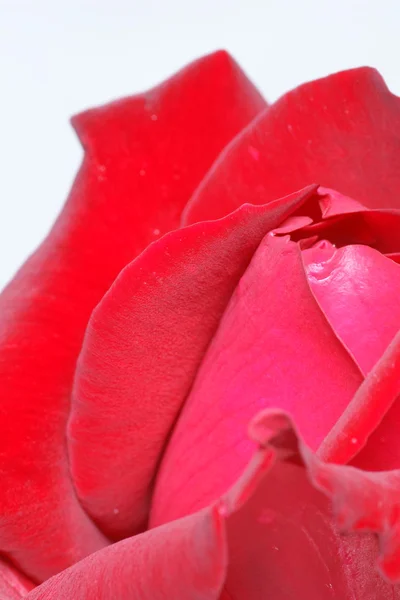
243, 410, 400, 597
183, 67, 400, 224
302, 243, 400, 375
316, 329, 400, 467
0, 51, 265, 581
0, 559, 35, 599
150, 233, 362, 527
68, 186, 318, 540
348, 330, 400, 471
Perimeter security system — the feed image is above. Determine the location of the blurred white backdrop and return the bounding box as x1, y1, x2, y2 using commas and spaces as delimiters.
1, 0, 399, 289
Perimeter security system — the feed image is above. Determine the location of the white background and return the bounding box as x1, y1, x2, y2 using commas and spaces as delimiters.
1, 0, 399, 290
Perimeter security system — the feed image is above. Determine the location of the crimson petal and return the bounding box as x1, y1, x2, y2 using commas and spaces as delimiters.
183, 67, 400, 224
0, 51, 265, 581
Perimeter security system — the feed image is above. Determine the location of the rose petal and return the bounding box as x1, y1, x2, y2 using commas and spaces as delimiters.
317, 186, 366, 217
26, 508, 226, 600
0, 50, 265, 582
347, 329, 400, 472
30, 409, 400, 599
150, 233, 363, 527
317, 329, 400, 468
291, 208, 400, 253
68, 186, 318, 540
0, 558, 35, 599
387, 252, 400, 265
183, 67, 400, 224
246, 410, 400, 596
302, 243, 400, 375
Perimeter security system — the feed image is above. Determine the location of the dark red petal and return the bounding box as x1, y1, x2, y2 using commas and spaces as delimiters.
302, 243, 400, 375
318, 329, 400, 466
0, 51, 265, 581
150, 233, 362, 527
388, 252, 400, 265
183, 67, 400, 224
68, 186, 318, 540
0, 558, 35, 599
26, 508, 226, 600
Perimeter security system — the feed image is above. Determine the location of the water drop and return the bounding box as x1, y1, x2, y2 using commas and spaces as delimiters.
248, 145, 260, 161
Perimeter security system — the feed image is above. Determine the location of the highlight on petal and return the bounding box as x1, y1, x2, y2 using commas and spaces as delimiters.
302, 243, 400, 375
150, 231, 363, 528
67, 186, 318, 540
0, 558, 35, 599
0, 51, 265, 581
183, 67, 400, 224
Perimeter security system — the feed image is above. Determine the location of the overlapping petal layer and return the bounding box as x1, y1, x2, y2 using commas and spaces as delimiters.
150, 232, 363, 526
68, 186, 317, 539
0, 558, 35, 600
28, 411, 400, 599
0, 51, 266, 581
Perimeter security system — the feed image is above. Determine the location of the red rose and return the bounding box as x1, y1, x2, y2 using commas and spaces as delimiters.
2, 50, 400, 599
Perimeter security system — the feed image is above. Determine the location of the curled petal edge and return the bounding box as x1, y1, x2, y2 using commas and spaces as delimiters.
249, 409, 400, 584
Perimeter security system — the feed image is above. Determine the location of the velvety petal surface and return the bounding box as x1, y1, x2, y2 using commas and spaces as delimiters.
0, 559, 35, 599
0, 51, 266, 581
183, 67, 400, 224
26, 508, 226, 600
68, 186, 318, 540
150, 233, 363, 527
